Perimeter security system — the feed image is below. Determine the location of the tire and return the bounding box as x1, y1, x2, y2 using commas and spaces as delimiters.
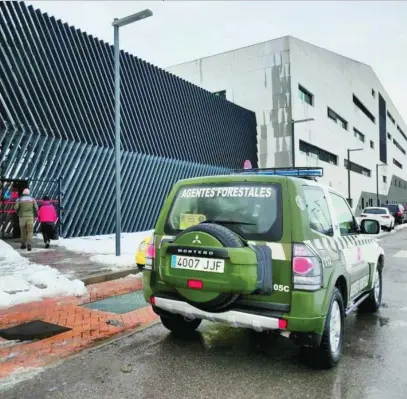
301, 288, 345, 369
173, 222, 244, 312
358, 262, 382, 313
160, 314, 202, 336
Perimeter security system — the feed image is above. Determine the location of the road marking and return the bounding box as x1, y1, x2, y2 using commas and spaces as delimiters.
393, 250, 407, 258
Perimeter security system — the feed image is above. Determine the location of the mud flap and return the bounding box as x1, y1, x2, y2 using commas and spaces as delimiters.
249, 244, 273, 294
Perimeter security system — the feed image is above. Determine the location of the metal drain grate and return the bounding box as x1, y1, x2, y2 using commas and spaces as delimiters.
0, 320, 71, 341
81, 290, 148, 314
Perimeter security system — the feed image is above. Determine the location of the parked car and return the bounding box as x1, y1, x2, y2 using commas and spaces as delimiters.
381, 203, 407, 224
360, 207, 395, 231
140, 167, 384, 369
135, 234, 154, 271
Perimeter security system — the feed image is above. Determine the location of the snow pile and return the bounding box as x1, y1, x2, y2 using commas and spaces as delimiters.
0, 240, 87, 309
54, 230, 153, 270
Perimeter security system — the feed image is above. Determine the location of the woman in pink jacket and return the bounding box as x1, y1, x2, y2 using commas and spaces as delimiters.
37, 196, 58, 248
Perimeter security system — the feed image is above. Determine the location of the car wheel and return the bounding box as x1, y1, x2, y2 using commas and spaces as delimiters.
160, 314, 202, 336
300, 287, 344, 369
358, 262, 382, 313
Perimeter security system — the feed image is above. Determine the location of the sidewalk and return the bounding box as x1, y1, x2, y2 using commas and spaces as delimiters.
0, 274, 159, 385
7, 238, 112, 281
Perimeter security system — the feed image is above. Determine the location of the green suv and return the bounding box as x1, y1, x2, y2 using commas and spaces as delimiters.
141, 167, 384, 369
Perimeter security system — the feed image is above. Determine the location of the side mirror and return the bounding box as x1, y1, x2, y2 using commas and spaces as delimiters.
360, 219, 380, 234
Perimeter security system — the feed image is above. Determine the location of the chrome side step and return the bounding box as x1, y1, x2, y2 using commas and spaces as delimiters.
345, 293, 370, 316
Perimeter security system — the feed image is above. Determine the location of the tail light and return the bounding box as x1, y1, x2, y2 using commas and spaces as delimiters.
292, 243, 323, 291
398, 211, 402, 216
146, 243, 155, 258
360, 214, 367, 218
382, 215, 390, 219
144, 237, 156, 271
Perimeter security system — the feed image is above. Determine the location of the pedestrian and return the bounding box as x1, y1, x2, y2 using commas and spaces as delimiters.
37, 196, 57, 248
14, 188, 38, 251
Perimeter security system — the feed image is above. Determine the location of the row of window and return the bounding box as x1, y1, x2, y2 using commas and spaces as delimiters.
299, 140, 372, 177
327, 107, 348, 130
387, 111, 407, 142
299, 85, 407, 151
299, 139, 404, 180
344, 159, 371, 177
393, 138, 406, 155
299, 140, 338, 165
393, 158, 403, 169
298, 85, 407, 171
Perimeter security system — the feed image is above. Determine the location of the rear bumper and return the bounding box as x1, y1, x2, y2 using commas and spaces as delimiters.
152, 295, 324, 347
154, 296, 283, 331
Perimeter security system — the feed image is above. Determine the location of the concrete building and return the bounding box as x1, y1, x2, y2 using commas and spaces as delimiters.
166, 36, 407, 213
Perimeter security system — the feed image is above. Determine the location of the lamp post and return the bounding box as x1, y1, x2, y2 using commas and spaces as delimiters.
347, 148, 363, 207
376, 163, 386, 206
291, 118, 314, 167
112, 9, 153, 256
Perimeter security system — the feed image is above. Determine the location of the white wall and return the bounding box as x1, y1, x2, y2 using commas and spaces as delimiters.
290, 37, 407, 210
167, 36, 407, 211
167, 37, 292, 168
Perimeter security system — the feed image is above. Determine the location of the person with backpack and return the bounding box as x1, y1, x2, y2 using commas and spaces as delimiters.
14, 188, 38, 251
37, 196, 58, 248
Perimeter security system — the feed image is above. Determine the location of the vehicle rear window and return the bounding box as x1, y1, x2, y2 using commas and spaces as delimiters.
164, 183, 282, 241
384, 205, 398, 212
364, 208, 386, 214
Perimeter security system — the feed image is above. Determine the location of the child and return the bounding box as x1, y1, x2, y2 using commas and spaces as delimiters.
37, 196, 57, 248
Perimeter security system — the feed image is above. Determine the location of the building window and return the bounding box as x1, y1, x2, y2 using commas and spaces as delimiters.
370, 140, 374, 149
388, 133, 392, 139
372, 89, 376, 98
353, 94, 375, 123
327, 107, 348, 130
353, 127, 365, 143
213, 90, 226, 99
393, 158, 403, 169
344, 159, 371, 177
383, 176, 387, 183
397, 125, 407, 141
393, 138, 406, 155
299, 140, 338, 165
298, 85, 314, 106
387, 111, 396, 124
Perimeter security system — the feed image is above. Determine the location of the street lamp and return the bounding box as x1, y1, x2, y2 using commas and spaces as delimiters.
291, 118, 315, 167
376, 163, 386, 206
112, 9, 153, 256
347, 148, 363, 207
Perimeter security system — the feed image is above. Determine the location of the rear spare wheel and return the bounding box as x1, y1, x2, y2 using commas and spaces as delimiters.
159, 223, 272, 312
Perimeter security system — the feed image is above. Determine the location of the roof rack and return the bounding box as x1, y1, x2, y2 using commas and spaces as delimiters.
231, 167, 323, 180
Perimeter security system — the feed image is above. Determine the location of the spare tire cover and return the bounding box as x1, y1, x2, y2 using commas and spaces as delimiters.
172, 223, 245, 312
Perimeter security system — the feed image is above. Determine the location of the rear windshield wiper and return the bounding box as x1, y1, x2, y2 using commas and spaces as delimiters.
203, 219, 256, 226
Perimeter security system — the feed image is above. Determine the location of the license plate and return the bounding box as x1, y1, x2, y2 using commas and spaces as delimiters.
171, 255, 225, 273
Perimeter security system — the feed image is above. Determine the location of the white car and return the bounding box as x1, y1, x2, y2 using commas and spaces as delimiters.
360, 207, 395, 231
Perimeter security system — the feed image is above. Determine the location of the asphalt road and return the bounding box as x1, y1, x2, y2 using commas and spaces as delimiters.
3, 229, 407, 399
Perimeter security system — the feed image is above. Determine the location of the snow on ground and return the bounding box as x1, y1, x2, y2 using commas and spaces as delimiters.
0, 240, 87, 309
54, 230, 153, 270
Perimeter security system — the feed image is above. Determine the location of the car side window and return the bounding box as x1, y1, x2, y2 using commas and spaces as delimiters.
329, 192, 358, 235
303, 186, 333, 236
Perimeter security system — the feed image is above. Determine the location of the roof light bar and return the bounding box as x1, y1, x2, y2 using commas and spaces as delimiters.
232, 167, 323, 178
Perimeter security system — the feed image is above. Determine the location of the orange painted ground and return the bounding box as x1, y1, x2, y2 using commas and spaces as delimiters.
0, 276, 158, 381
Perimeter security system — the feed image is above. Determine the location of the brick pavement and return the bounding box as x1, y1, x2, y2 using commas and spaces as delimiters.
0, 275, 159, 382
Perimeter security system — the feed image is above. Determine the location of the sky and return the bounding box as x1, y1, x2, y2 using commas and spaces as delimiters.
28, 0, 407, 121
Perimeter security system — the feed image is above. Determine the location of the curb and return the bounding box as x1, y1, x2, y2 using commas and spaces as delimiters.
81, 268, 139, 286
